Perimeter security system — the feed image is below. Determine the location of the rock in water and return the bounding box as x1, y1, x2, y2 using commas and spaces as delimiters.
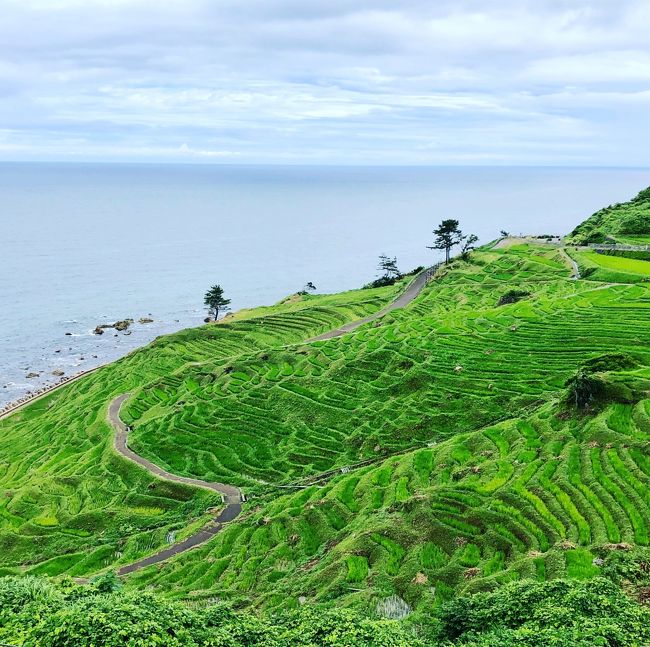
113, 319, 133, 331
139, 317, 154, 324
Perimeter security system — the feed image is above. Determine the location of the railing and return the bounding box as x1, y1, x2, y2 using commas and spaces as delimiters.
425, 262, 443, 281
588, 243, 650, 251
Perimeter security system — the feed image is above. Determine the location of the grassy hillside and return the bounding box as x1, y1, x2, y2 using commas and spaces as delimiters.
567, 186, 650, 244
4, 192, 650, 643
567, 247, 650, 283
0, 285, 399, 575
109, 244, 650, 615
121, 244, 649, 493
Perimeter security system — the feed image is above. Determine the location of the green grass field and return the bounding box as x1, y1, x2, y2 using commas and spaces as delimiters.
568, 248, 650, 282
0, 284, 399, 575
3, 196, 650, 639
104, 242, 650, 613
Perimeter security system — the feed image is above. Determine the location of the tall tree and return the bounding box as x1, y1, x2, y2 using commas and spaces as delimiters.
204, 284, 231, 321
377, 254, 401, 279
428, 219, 464, 263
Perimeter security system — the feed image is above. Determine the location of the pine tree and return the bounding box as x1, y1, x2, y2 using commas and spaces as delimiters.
204, 284, 231, 321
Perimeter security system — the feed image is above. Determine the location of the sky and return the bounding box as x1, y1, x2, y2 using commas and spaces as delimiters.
1, 0, 650, 165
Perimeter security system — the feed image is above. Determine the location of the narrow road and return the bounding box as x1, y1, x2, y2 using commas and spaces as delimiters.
559, 247, 581, 280
108, 394, 243, 575
107, 268, 436, 575
308, 267, 435, 342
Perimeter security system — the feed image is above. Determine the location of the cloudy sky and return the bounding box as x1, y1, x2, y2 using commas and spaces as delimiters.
1, 0, 650, 165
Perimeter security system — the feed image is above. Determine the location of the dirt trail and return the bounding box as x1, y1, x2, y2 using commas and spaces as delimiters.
558, 248, 581, 279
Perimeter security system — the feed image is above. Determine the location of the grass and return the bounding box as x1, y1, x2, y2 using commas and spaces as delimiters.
568, 248, 650, 282
103, 242, 650, 610
567, 186, 650, 244
0, 284, 400, 574
2, 206, 650, 619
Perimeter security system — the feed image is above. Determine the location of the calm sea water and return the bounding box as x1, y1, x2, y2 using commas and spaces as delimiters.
1, 163, 649, 407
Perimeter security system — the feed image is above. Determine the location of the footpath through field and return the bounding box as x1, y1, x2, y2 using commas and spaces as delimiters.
109, 267, 435, 574
308, 267, 436, 341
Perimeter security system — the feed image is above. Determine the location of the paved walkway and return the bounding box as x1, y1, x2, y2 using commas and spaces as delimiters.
109, 268, 435, 574
108, 394, 243, 575
308, 268, 435, 342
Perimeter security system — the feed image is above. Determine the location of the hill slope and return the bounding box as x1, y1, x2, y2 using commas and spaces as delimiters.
3, 193, 650, 643
0, 285, 400, 575
567, 186, 650, 244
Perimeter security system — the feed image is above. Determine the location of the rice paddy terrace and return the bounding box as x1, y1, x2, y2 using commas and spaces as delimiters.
0, 285, 400, 576
112, 241, 650, 612
4, 214, 650, 620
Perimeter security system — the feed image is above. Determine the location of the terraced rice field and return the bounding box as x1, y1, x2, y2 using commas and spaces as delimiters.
109, 242, 650, 610
4, 237, 650, 616
121, 396, 650, 611
122, 245, 650, 488
0, 285, 399, 575
569, 248, 650, 283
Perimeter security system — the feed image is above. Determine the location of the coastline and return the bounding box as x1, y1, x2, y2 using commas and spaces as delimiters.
0, 365, 102, 420
0, 319, 205, 420
1, 312, 210, 417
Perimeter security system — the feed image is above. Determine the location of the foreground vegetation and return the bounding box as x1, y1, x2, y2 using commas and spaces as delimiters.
3, 189, 650, 643
2, 572, 649, 646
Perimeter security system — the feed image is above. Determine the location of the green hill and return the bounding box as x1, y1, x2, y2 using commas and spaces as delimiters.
0, 286, 399, 575
567, 186, 650, 244
4, 193, 650, 644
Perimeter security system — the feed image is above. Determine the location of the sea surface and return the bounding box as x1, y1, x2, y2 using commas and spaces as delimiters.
1, 163, 649, 407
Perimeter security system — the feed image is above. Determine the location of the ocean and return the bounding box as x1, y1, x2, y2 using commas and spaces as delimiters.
1, 163, 649, 407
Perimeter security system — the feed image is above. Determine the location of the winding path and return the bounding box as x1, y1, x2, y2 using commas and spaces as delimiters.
102, 268, 436, 574
308, 267, 436, 342
109, 394, 243, 575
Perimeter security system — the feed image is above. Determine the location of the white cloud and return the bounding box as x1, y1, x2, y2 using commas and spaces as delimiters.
526, 51, 650, 84
0, 0, 649, 164
178, 143, 239, 158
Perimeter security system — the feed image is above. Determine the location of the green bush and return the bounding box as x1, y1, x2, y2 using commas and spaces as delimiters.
497, 289, 530, 306
565, 370, 606, 410
0, 577, 422, 647
433, 578, 650, 646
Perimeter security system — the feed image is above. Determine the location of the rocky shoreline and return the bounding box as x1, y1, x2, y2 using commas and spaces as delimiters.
0, 314, 207, 419
0, 367, 99, 419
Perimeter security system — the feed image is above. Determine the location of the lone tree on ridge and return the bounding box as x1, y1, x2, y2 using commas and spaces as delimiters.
428, 220, 478, 263
377, 254, 401, 280
204, 284, 231, 321
428, 219, 464, 263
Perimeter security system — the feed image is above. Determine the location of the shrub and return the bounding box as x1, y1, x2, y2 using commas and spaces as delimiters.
496, 290, 530, 306
433, 577, 650, 646
582, 352, 637, 373
363, 276, 399, 289
565, 370, 606, 410
26, 591, 201, 646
